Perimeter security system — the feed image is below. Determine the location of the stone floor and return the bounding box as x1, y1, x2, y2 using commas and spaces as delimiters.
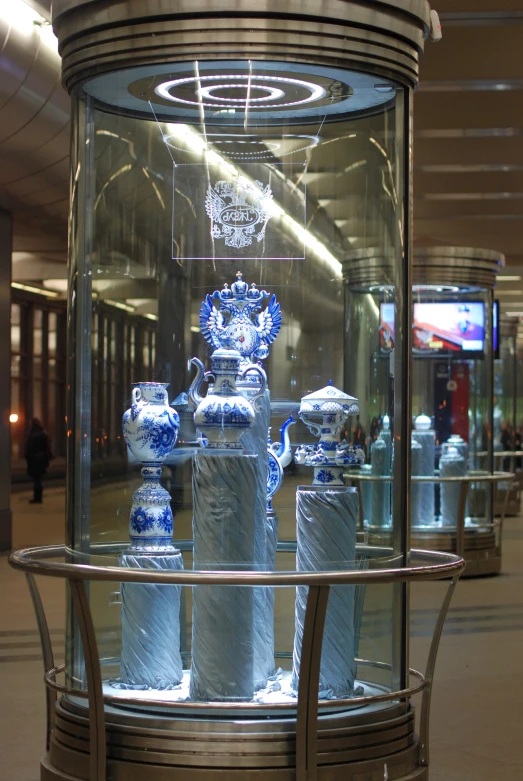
2, 485, 523, 780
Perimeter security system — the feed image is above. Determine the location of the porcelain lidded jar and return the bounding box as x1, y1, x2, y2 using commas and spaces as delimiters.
122, 382, 180, 464
294, 381, 362, 486
188, 347, 267, 449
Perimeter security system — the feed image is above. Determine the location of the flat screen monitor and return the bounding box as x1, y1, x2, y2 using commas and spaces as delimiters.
379, 301, 486, 355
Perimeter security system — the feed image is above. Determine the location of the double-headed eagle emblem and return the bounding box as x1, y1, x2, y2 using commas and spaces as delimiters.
205, 176, 274, 249
200, 272, 282, 371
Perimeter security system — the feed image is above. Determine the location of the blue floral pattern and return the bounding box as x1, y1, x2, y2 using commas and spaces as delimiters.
130, 506, 156, 534
148, 417, 177, 457
157, 506, 173, 534
315, 469, 337, 484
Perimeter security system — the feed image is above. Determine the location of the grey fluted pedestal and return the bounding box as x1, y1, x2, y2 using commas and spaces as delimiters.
119, 549, 184, 688
190, 451, 257, 701
292, 486, 358, 697
239, 387, 273, 687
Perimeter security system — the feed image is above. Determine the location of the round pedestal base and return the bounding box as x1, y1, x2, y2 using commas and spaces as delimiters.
367, 525, 500, 577
41, 695, 428, 781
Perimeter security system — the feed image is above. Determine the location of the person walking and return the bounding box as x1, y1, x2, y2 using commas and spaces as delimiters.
25, 418, 53, 504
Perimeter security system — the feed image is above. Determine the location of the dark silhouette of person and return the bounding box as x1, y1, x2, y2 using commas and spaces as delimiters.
25, 418, 53, 504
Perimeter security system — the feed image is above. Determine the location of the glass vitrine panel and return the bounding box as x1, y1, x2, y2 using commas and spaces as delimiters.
66, 59, 410, 705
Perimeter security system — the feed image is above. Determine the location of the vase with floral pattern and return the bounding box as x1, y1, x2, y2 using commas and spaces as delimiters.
122, 382, 180, 549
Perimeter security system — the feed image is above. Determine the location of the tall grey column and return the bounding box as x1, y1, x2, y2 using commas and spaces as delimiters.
439, 447, 466, 527
0, 211, 12, 551
238, 387, 272, 687
292, 486, 358, 698
190, 452, 257, 701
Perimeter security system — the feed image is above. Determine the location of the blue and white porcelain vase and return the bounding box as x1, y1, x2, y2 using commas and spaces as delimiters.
122, 383, 180, 463
267, 416, 296, 511
188, 347, 267, 449
294, 382, 363, 486
122, 382, 180, 549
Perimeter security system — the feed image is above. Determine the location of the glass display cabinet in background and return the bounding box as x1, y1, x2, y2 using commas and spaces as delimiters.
344, 246, 512, 576
494, 315, 521, 515
8, 4, 467, 781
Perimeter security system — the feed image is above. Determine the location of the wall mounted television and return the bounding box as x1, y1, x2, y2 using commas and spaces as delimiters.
379, 301, 486, 356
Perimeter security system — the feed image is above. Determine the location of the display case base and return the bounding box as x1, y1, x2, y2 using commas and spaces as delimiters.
367, 526, 500, 577
410, 529, 500, 578
41, 696, 429, 781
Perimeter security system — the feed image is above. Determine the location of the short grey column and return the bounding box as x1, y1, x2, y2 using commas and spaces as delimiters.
190, 452, 257, 701
439, 449, 466, 527
292, 486, 358, 698
119, 549, 184, 688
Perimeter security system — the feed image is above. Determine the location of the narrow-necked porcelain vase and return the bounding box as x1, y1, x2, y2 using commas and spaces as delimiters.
122, 383, 180, 464
188, 347, 267, 449
122, 382, 180, 549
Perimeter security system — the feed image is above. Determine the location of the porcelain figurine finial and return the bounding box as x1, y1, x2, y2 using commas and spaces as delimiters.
199, 273, 282, 376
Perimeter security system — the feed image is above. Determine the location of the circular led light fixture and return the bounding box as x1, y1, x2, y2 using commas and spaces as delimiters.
84, 61, 397, 123
369, 284, 395, 294
199, 84, 285, 102
154, 75, 327, 109
413, 284, 460, 293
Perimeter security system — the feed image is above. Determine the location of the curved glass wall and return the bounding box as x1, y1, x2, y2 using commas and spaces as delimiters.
64, 57, 414, 708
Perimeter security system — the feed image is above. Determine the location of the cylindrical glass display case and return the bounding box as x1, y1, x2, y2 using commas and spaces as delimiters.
494, 316, 521, 515
14, 3, 464, 781
344, 246, 510, 576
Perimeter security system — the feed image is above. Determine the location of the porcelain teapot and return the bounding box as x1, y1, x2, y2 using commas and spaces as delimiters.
188, 347, 267, 449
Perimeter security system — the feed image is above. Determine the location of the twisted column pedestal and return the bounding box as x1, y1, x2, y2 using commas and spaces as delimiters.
292, 486, 358, 697
239, 387, 273, 688
119, 549, 184, 689
190, 452, 257, 701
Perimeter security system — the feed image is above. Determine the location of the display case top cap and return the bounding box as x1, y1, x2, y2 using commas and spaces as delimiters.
52, 0, 436, 94
414, 414, 432, 432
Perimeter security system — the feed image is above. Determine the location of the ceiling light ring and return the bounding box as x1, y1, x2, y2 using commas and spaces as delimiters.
154, 75, 327, 110
199, 84, 285, 103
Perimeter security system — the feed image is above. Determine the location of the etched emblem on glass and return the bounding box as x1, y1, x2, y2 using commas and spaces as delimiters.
205, 176, 273, 248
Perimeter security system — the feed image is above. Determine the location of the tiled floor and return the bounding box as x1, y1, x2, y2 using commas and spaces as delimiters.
2, 486, 523, 781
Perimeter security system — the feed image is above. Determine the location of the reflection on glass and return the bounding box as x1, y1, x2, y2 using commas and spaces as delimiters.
66, 59, 409, 706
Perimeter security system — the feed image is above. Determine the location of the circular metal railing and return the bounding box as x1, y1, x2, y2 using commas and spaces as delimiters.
9, 544, 465, 781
